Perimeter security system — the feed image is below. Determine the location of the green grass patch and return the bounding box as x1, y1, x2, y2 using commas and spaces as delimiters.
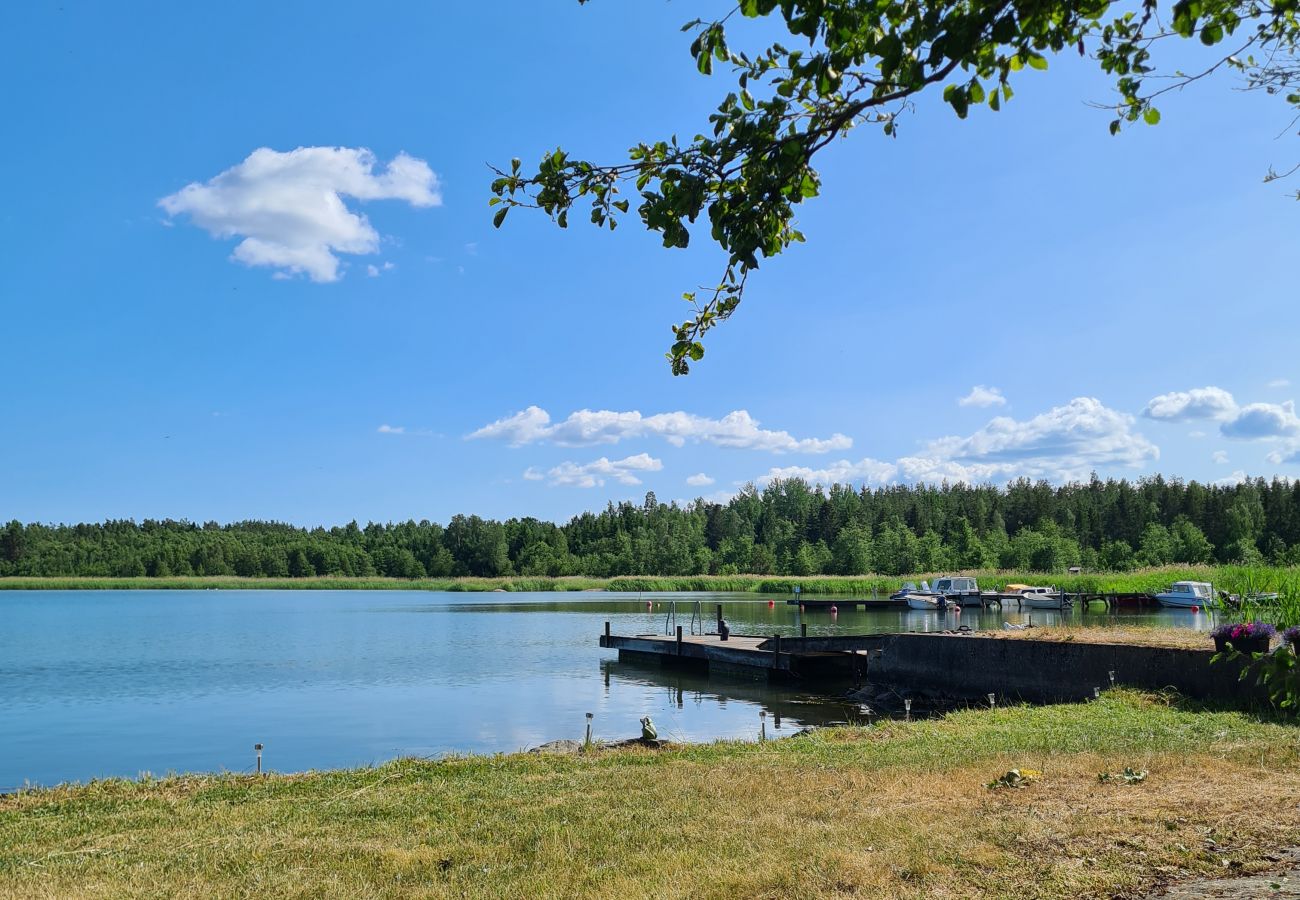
3, 691, 1299, 898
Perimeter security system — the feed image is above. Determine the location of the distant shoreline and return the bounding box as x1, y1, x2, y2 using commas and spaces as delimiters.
0, 565, 1292, 594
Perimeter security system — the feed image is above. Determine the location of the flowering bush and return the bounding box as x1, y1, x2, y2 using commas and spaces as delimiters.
1285, 626, 1300, 648
1210, 621, 1277, 643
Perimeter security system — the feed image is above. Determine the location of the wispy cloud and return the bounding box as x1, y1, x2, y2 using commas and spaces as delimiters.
685, 473, 715, 487
377, 424, 406, 435
755, 397, 1157, 488
159, 146, 440, 282
469, 407, 851, 454
958, 385, 1006, 408
532, 453, 663, 488
1212, 450, 1229, 464
1269, 378, 1291, 389
366, 261, 396, 277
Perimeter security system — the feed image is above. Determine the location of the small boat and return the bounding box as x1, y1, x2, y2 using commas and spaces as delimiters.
889, 581, 919, 602
903, 582, 957, 611
931, 576, 982, 606
1006, 584, 1072, 610
1155, 580, 1217, 609
904, 593, 953, 611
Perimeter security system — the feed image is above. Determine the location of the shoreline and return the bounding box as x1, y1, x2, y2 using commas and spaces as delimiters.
0, 564, 1293, 595
4, 691, 1299, 897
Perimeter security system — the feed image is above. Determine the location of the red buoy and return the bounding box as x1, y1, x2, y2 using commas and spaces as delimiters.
768, 599, 775, 608
830, 605, 838, 614
1191, 605, 1200, 613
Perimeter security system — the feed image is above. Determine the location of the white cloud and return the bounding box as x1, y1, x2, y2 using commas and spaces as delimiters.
1269, 379, 1291, 389
1221, 401, 1300, 439
755, 397, 1157, 488
522, 467, 544, 481
958, 385, 1006, 408
1142, 386, 1238, 422
1213, 469, 1249, 487
685, 473, 716, 487
366, 261, 396, 277
468, 406, 851, 454
538, 453, 663, 488
1212, 450, 1229, 464
377, 424, 406, 435
758, 457, 900, 487
1188, 431, 1207, 438
159, 146, 440, 282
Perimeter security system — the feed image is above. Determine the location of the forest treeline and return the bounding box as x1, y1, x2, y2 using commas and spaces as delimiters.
3, 475, 1299, 579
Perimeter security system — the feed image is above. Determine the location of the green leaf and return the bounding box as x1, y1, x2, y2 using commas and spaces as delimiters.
1143, 107, 1161, 125
493, 207, 508, 228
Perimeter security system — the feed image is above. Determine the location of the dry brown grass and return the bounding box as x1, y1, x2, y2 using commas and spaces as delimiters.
990, 625, 1212, 651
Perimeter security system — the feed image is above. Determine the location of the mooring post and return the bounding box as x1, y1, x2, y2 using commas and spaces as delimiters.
773, 633, 782, 669
676, 624, 683, 655
604, 621, 610, 642
716, 604, 723, 631
801, 622, 807, 638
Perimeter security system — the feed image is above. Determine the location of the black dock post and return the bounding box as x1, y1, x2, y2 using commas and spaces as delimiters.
676, 625, 683, 655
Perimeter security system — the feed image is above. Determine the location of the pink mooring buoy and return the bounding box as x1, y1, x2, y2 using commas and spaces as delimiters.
1191, 605, 1200, 613
830, 604, 838, 614
768, 599, 775, 608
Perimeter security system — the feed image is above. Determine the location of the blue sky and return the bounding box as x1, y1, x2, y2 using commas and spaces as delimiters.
1, 1, 1296, 527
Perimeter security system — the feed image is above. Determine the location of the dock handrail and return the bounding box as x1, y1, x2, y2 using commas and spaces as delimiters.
665, 600, 706, 635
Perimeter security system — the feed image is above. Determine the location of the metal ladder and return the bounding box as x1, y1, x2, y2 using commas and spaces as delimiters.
664, 600, 706, 635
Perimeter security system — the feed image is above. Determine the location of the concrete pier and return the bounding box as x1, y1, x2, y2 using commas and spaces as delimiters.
598, 626, 1258, 702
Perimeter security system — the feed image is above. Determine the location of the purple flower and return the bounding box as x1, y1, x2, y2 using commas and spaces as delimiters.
1284, 625, 1300, 646
1211, 621, 1277, 642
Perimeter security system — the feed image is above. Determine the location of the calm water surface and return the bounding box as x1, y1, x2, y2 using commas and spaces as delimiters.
0, 590, 1219, 789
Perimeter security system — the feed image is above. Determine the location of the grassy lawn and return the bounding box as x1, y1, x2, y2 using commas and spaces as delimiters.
3, 691, 1299, 898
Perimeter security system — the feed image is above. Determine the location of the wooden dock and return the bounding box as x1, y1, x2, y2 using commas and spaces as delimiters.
599, 622, 888, 680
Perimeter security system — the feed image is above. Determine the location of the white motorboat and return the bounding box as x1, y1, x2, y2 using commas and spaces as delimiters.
1006, 583, 1072, 610
1154, 580, 1217, 609
931, 576, 982, 606
904, 592, 953, 611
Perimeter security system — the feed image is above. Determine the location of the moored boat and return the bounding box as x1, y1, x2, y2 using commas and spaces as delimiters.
1006, 583, 1072, 609
1154, 580, 1217, 609
931, 576, 982, 606
904, 592, 954, 612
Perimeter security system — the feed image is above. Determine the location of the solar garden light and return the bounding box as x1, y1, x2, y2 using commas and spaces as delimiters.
759, 710, 767, 742
254, 743, 263, 774
903, 698, 912, 722
1094, 687, 1101, 700
987, 693, 996, 709
1109, 670, 1116, 688
585, 712, 593, 749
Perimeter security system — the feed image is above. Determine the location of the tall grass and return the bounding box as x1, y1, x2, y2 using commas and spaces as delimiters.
4, 566, 1298, 598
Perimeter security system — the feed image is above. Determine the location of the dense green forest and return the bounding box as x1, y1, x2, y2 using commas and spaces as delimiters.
3, 476, 1299, 579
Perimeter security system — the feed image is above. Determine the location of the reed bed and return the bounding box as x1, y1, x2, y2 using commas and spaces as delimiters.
5, 566, 1298, 597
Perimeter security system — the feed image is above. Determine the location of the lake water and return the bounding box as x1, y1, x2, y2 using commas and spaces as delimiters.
0, 590, 1218, 790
